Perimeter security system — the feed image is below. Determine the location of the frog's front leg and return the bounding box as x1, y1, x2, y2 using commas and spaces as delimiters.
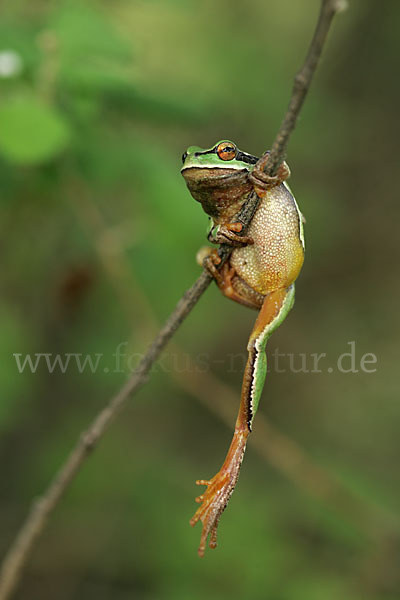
208, 222, 253, 247
248, 152, 290, 190
190, 284, 295, 556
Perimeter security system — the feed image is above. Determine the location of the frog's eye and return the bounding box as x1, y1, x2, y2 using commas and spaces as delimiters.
216, 142, 237, 161
181, 151, 188, 163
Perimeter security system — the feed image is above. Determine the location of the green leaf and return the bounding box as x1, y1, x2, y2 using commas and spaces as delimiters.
0, 97, 71, 164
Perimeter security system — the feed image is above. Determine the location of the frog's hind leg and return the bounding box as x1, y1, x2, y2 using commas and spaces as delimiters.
242, 284, 295, 428
215, 260, 264, 309
197, 247, 264, 309
191, 284, 295, 556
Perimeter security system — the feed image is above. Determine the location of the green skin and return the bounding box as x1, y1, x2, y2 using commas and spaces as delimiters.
183, 144, 258, 170
181, 141, 304, 556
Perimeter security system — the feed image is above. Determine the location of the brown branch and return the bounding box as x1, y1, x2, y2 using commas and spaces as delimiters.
0, 2, 345, 599
264, 0, 348, 177
218, 0, 347, 263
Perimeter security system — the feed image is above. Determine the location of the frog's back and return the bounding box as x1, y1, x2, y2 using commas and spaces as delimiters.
230, 184, 304, 295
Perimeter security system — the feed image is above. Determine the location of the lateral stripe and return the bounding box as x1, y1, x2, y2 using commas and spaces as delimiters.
247, 286, 295, 429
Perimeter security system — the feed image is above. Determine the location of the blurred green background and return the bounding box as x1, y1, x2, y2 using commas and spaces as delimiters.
1, 1, 399, 599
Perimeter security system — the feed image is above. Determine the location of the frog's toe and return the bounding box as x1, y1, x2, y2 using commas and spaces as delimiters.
196, 246, 213, 267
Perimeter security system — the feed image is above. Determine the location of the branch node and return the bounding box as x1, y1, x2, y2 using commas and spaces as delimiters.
294, 72, 308, 90
81, 432, 96, 453
333, 0, 348, 13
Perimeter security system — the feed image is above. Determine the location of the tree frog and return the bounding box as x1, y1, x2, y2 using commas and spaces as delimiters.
181, 141, 305, 556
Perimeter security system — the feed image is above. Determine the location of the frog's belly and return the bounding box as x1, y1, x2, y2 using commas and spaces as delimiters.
230, 186, 304, 295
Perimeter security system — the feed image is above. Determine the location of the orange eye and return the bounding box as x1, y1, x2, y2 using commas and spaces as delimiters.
216, 142, 237, 161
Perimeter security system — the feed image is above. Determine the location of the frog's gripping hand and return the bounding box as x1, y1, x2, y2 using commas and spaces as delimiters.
190, 285, 295, 556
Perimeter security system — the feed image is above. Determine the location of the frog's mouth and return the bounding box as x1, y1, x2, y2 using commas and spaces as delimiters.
181, 165, 245, 172
181, 166, 248, 184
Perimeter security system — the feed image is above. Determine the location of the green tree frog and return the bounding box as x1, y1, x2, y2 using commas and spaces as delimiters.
181, 141, 305, 556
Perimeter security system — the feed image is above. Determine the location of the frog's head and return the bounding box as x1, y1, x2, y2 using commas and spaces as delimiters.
181, 141, 259, 220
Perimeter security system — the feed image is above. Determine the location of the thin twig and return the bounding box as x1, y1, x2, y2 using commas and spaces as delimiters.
264, 0, 348, 176
0, 272, 211, 600
0, 2, 345, 599
218, 0, 347, 263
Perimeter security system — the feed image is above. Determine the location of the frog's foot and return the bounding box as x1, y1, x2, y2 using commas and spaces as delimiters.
196, 247, 224, 284
209, 222, 253, 247
199, 250, 236, 291
249, 151, 290, 191
190, 428, 249, 557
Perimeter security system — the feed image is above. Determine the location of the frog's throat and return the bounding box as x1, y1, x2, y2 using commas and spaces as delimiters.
182, 168, 253, 221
